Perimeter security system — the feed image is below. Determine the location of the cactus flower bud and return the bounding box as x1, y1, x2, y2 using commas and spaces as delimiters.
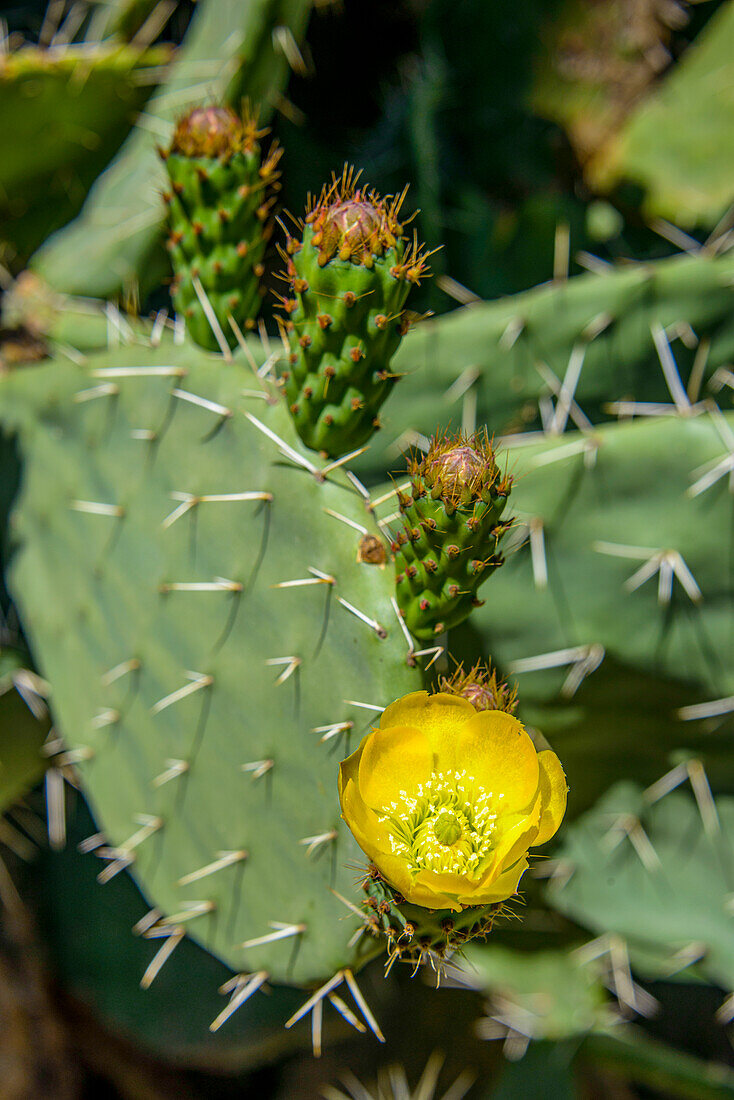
438, 660, 518, 714
279, 166, 432, 458
394, 430, 512, 639
161, 103, 281, 351
170, 106, 244, 159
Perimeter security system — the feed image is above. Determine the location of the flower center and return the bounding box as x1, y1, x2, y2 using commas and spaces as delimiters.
379, 770, 497, 878
433, 811, 462, 846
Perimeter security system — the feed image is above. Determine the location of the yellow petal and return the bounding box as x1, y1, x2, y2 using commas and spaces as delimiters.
489, 796, 542, 875
337, 739, 363, 796
400, 870, 462, 912
358, 724, 433, 810
533, 750, 568, 845
370, 850, 415, 900
456, 858, 529, 906
379, 691, 476, 758
454, 710, 540, 811
340, 776, 391, 856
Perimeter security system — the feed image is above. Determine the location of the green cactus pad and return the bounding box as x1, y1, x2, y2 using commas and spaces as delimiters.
0, 343, 423, 990
162, 107, 281, 350
0, 44, 171, 264
36, 788, 306, 1067
354, 248, 734, 483
547, 781, 734, 991
460, 413, 734, 706
394, 432, 513, 641
280, 170, 429, 458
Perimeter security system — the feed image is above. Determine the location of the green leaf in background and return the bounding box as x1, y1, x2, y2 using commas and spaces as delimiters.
460, 945, 611, 1043
587, 0, 734, 229
580, 1030, 734, 1100
489, 1041, 578, 1100
511, 659, 734, 819
358, 248, 734, 482
547, 781, 734, 992
455, 413, 734, 708
0, 44, 171, 267
0, 650, 48, 812
531, 0, 671, 169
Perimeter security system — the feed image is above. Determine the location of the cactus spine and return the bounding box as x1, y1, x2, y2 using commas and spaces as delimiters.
394, 431, 513, 640
161, 105, 281, 351
438, 660, 518, 715
279, 167, 430, 458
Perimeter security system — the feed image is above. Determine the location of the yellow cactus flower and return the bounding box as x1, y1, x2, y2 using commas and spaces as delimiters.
338, 691, 567, 912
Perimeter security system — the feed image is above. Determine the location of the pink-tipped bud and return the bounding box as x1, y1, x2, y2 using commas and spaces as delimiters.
431, 443, 485, 492
323, 199, 383, 261
417, 430, 500, 505
170, 106, 243, 159
438, 661, 517, 715
304, 166, 409, 266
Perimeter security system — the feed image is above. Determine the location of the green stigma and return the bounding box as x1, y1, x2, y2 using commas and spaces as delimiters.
434, 811, 462, 846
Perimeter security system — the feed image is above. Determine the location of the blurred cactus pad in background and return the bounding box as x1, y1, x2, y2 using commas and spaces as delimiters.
1, 2, 734, 1099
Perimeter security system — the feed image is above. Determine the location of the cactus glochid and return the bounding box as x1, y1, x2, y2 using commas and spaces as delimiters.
161, 104, 281, 350
394, 430, 513, 640
279, 167, 431, 458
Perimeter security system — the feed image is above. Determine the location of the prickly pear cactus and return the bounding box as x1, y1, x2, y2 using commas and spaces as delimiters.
161, 105, 281, 350
394, 431, 513, 640
0, 342, 424, 995
280, 168, 430, 458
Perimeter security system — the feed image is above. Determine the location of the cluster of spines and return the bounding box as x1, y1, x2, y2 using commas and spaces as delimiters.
161, 104, 282, 351
359, 863, 504, 975
393, 430, 513, 640
437, 659, 518, 714
276, 166, 433, 458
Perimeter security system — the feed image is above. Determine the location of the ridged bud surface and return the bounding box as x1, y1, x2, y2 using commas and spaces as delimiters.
279, 167, 430, 458
394, 430, 513, 639
161, 105, 281, 351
